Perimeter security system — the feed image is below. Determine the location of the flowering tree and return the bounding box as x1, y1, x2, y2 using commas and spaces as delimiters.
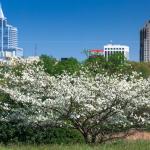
0, 63, 150, 143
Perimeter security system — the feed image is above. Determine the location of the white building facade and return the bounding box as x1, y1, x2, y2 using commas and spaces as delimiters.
0, 4, 23, 59
104, 44, 129, 60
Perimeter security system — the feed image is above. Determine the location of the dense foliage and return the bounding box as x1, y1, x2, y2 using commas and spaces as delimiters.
129, 61, 150, 78
40, 55, 81, 75
0, 121, 83, 145
40, 54, 150, 78
1, 60, 150, 143
1, 55, 150, 144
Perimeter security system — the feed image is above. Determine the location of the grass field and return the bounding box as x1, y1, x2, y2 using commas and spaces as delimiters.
0, 141, 150, 150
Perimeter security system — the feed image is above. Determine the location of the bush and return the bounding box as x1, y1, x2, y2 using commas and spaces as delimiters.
0, 121, 84, 145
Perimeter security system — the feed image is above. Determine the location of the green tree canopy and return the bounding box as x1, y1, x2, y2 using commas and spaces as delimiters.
40, 55, 57, 75
54, 57, 81, 75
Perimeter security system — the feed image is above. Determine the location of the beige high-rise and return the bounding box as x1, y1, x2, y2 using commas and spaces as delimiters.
140, 21, 150, 62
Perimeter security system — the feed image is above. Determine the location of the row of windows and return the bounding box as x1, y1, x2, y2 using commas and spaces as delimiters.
105, 48, 125, 50
105, 51, 124, 55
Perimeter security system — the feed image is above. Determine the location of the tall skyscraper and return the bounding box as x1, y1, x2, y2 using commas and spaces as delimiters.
0, 4, 23, 59
140, 21, 150, 62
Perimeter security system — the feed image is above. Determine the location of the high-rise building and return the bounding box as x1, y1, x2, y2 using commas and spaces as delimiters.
0, 4, 23, 59
104, 44, 129, 60
140, 21, 150, 62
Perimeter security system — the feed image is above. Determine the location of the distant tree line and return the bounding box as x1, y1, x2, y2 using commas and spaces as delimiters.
40, 54, 150, 78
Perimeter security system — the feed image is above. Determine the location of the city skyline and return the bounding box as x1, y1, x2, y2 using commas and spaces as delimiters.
1, 0, 150, 61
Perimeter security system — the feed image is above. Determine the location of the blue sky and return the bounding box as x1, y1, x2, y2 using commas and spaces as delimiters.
1, 0, 150, 61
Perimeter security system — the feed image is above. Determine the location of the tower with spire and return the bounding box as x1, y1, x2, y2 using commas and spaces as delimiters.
0, 4, 23, 59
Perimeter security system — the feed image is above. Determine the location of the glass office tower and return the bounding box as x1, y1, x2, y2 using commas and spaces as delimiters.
0, 5, 23, 58
140, 21, 150, 62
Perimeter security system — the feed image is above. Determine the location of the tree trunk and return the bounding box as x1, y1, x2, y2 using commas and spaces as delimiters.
83, 133, 97, 144
83, 133, 90, 144
91, 135, 96, 143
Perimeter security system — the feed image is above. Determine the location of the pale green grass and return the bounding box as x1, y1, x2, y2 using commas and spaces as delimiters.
0, 141, 150, 150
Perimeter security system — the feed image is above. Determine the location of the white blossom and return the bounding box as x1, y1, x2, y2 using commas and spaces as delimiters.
0, 63, 150, 143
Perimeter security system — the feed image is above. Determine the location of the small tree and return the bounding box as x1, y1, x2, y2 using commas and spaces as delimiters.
84, 53, 131, 75
54, 57, 81, 75
40, 55, 57, 75
129, 61, 150, 78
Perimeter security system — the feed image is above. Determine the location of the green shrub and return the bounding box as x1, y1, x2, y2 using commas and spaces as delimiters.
0, 121, 84, 145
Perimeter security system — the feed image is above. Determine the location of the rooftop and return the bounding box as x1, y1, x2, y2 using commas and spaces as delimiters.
104, 44, 129, 47
0, 4, 5, 19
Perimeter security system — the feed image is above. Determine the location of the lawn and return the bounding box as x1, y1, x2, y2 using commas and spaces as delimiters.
0, 141, 150, 150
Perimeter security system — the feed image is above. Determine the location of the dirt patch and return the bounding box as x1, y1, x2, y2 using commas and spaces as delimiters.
126, 130, 150, 140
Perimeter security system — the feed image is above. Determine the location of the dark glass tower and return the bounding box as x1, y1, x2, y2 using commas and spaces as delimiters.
140, 21, 150, 62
